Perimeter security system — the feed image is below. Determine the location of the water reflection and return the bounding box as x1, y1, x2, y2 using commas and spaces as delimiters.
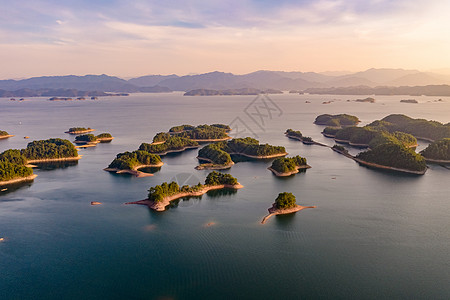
0, 180, 34, 196
34, 161, 78, 171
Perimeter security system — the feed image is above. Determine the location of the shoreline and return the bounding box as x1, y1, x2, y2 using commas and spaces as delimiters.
267, 165, 311, 177
125, 183, 244, 211
26, 155, 82, 164
104, 162, 164, 177
0, 174, 38, 186
0, 135, 14, 140
150, 145, 199, 156
261, 203, 316, 224
353, 158, 427, 175
228, 152, 288, 159
423, 158, 450, 164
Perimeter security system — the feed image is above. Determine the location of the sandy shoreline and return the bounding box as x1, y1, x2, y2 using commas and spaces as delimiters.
267, 165, 311, 177
261, 203, 316, 224
125, 183, 243, 211
65, 129, 95, 134
0, 135, 14, 140
26, 155, 82, 164
104, 162, 164, 177
0, 174, 38, 186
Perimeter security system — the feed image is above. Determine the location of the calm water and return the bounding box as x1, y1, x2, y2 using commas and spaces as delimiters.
0, 93, 449, 299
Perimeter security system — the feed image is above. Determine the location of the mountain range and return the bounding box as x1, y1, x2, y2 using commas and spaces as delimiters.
2, 69, 450, 95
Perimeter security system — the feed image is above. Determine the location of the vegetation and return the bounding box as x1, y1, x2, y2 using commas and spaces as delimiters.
147, 171, 238, 202
332, 145, 348, 154
285, 129, 302, 139
169, 125, 196, 133
275, 192, 297, 209
139, 136, 199, 154
152, 132, 170, 143
75, 134, 98, 143
0, 130, 9, 136
314, 114, 360, 126
21, 138, 78, 160
96, 133, 112, 139
175, 125, 228, 140
302, 137, 313, 143
108, 150, 162, 170
420, 138, 450, 161
211, 124, 231, 131
68, 127, 91, 133
356, 142, 426, 172
198, 142, 233, 165
0, 150, 33, 182
270, 156, 307, 173
368, 131, 417, 149
322, 127, 341, 136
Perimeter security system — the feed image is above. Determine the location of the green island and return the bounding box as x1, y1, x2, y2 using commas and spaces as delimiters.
125, 171, 243, 211
196, 137, 287, 170
74, 133, 114, 147
261, 192, 316, 224
284, 129, 315, 145
140, 136, 199, 155
268, 155, 310, 176
168, 124, 231, 141
65, 127, 95, 134
0, 130, 14, 139
420, 138, 450, 163
22, 138, 80, 163
355, 142, 427, 174
104, 150, 163, 177
314, 114, 360, 127
0, 150, 35, 186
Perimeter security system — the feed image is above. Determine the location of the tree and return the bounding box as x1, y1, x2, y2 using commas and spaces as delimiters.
275, 192, 297, 209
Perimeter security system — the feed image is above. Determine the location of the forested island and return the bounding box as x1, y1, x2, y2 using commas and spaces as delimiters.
0, 130, 14, 140
314, 114, 360, 127
167, 124, 231, 141
65, 127, 95, 134
261, 192, 316, 224
125, 171, 243, 211
184, 88, 282, 96
268, 156, 310, 176
0, 150, 35, 185
104, 150, 163, 177
196, 137, 287, 170
74, 133, 114, 146
140, 136, 199, 155
420, 138, 450, 163
284, 129, 314, 144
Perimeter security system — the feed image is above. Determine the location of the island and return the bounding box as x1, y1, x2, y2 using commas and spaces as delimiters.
420, 138, 450, 163
268, 155, 311, 176
65, 127, 95, 134
104, 150, 163, 177
355, 97, 375, 103
168, 124, 231, 142
400, 99, 418, 104
0, 130, 14, 140
96, 133, 114, 142
314, 114, 360, 127
196, 137, 287, 170
22, 138, 81, 163
139, 136, 199, 155
125, 171, 243, 211
284, 129, 316, 145
0, 149, 36, 186
184, 88, 283, 96
74, 133, 114, 147
261, 192, 316, 224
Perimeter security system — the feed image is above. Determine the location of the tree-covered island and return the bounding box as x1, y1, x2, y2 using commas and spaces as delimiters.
196, 137, 287, 170
420, 138, 450, 163
261, 192, 316, 224
268, 156, 310, 176
22, 138, 80, 163
65, 127, 95, 134
125, 171, 243, 211
140, 136, 199, 155
74, 133, 114, 147
104, 150, 163, 177
0, 150, 36, 185
0, 130, 14, 140
314, 114, 360, 127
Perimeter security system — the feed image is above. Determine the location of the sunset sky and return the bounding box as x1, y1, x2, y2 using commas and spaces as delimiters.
1, 0, 450, 79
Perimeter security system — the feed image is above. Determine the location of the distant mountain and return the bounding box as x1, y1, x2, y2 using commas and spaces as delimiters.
340, 68, 420, 84
388, 73, 450, 86
304, 85, 450, 96
128, 74, 179, 87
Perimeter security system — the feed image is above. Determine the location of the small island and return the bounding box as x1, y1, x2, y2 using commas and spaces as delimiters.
65, 127, 95, 135
184, 88, 283, 96
400, 99, 418, 104
355, 97, 375, 103
0, 149, 36, 186
196, 137, 287, 170
261, 192, 316, 224
268, 155, 311, 176
314, 114, 360, 127
125, 171, 243, 211
104, 150, 163, 177
139, 136, 199, 155
420, 138, 450, 163
0, 130, 14, 140
22, 138, 81, 163
74, 133, 114, 147
284, 129, 315, 145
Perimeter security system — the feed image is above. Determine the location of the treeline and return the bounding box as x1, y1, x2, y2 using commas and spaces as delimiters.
420, 138, 450, 161
22, 138, 78, 160
0, 130, 9, 136
270, 156, 307, 173
275, 192, 297, 209
140, 136, 199, 154
285, 129, 303, 139
67, 127, 92, 133
314, 114, 360, 126
147, 171, 238, 202
75, 133, 113, 142
0, 150, 33, 182
108, 150, 162, 170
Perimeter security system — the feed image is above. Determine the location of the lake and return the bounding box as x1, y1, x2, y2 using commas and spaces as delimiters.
1, 93, 449, 299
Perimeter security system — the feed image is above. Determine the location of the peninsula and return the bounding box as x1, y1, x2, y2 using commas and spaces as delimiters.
261, 192, 316, 224
126, 171, 243, 211
104, 150, 163, 177
314, 114, 360, 127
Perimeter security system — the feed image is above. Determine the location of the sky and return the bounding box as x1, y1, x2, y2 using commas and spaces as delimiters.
1, 0, 450, 79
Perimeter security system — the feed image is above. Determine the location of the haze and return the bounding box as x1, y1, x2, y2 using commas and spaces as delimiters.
1, 0, 450, 79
